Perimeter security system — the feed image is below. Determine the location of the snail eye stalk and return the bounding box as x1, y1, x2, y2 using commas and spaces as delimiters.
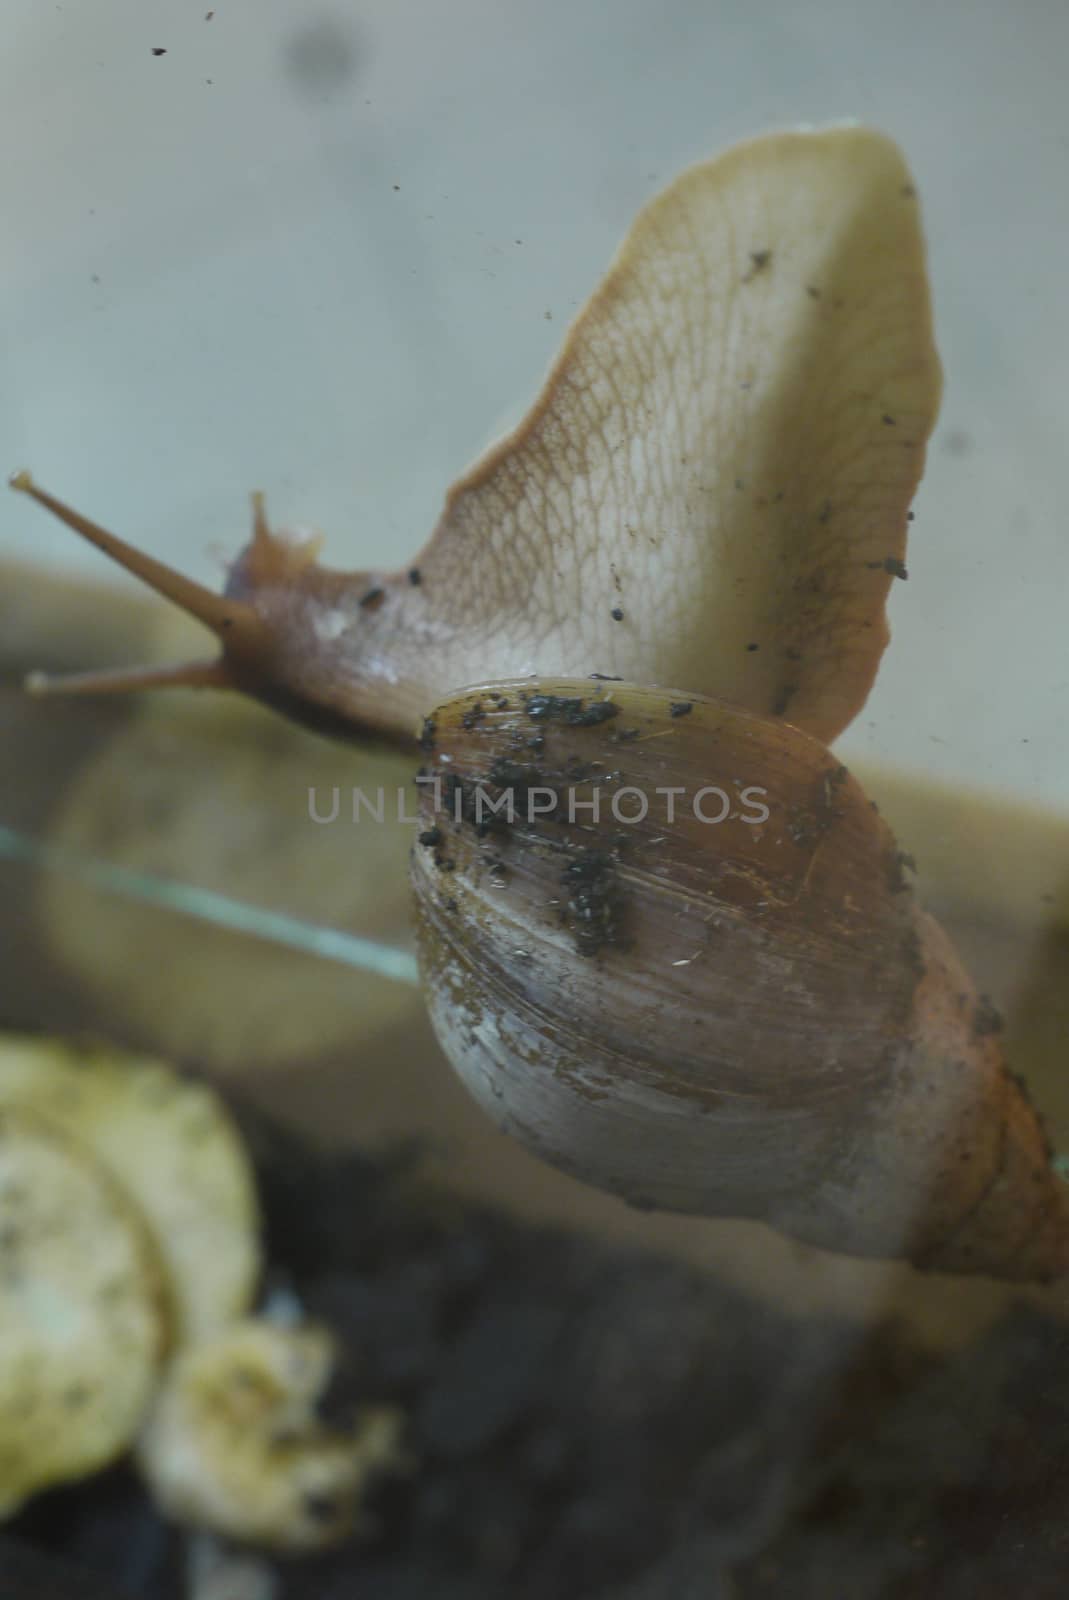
10, 470, 264, 697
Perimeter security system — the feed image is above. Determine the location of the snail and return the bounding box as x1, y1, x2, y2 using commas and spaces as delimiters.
11, 126, 1069, 1281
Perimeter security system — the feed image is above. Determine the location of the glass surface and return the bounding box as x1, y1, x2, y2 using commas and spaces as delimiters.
3, 4, 1069, 1597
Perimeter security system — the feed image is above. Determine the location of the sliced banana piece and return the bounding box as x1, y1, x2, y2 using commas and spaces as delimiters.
0, 1035, 260, 1343
138, 1319, 404, 1551
0, 1108, 166, 1517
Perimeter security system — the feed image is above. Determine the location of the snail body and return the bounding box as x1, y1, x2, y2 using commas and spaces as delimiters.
411, 679, 1068, 1281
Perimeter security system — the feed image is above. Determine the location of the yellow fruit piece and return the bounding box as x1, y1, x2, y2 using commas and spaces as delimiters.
138, 1319, 404, 1551
0, 1108, 166, 1517
0, 1035, 260, 1342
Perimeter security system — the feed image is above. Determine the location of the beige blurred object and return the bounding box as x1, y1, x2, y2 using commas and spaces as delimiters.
0, 1029, 404, 1541
0, 1036, 261, 1342
0, 1035, 269, 1520
0, 1107, 166, 1517
34, 696, 415, 1068
137, 1320, 404, 1552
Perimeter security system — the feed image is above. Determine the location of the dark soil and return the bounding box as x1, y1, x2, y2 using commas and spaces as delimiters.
6, 1114, 1069, 1599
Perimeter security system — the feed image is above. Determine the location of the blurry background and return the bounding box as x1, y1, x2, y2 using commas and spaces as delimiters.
3, 0, 1068, 810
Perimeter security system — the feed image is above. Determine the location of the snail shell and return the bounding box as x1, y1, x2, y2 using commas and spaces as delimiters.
411, 678, 1069, 1281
